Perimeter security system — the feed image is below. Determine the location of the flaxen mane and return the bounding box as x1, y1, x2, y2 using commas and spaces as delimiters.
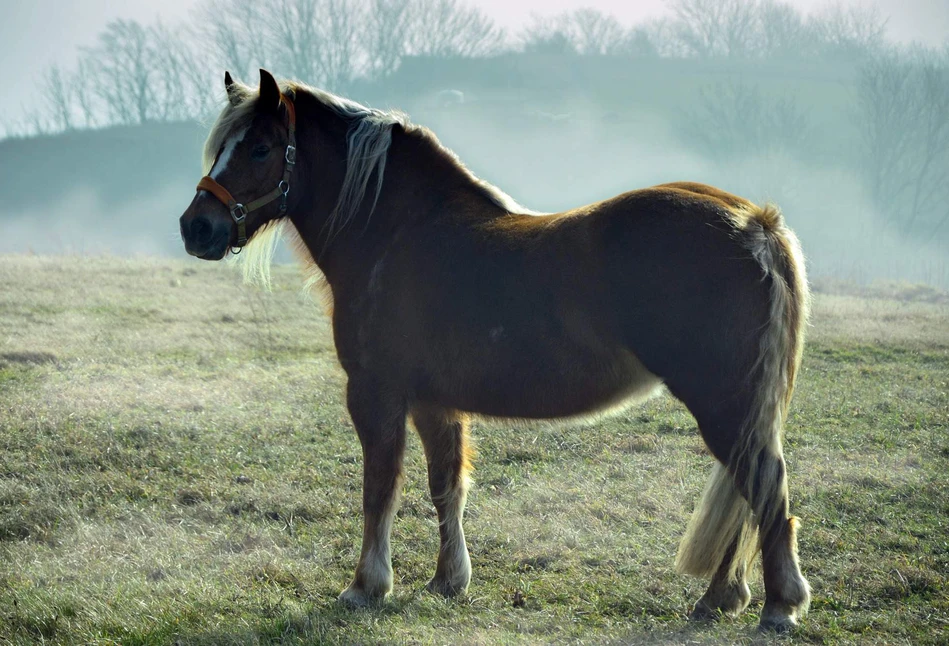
206, 82, 538, 289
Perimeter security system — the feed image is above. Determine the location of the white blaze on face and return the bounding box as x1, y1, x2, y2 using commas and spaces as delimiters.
210, 127, 250, 180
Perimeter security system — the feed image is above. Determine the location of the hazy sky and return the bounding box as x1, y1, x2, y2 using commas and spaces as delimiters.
1, 0, 947, 128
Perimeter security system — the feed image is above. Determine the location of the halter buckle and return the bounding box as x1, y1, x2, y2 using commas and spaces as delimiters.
285, 145, 297, 165
230, 203, 248, 250
230, 203, 248, 224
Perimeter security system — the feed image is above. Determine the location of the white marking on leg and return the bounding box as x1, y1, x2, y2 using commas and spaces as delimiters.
339, 473, 403, 605
356, 478, 403, 597
362, 494, 399, 591
435, 474, 472, 591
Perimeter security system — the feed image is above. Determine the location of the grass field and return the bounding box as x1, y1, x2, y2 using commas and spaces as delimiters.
0, 254, 947, 645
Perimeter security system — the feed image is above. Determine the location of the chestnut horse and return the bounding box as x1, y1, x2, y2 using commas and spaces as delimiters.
179, 70, 811, 632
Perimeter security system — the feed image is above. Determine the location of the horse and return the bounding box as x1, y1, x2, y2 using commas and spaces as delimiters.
179, 69, 811, 633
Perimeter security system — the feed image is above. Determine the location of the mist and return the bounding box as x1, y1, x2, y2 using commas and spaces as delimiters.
2, 0, 948, 290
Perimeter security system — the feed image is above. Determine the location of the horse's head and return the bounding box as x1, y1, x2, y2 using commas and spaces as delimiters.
180, 69, 297, 260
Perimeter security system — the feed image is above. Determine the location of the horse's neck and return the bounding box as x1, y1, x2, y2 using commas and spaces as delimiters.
293, 127, 502, 284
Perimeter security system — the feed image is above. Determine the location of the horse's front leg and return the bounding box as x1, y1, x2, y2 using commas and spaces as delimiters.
338, 378, 407, 606
411, 404, 473, 597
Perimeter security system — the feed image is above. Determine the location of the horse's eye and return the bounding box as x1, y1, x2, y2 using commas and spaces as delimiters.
251, 145, 271, 161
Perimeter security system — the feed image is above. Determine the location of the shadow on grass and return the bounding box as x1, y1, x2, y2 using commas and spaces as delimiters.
104, 594, 435, 646
112, 597, 798, 646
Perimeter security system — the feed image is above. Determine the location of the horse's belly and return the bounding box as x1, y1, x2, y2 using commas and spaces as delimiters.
430, 343, 662, 419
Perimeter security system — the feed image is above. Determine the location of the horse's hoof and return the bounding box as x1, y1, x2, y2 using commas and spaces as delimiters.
758, 617, 797, 634
688, 582, 751, 621
426, 576, 468, 598
758, 607, 800, 633
688, 600, 723, 622
338, 583, 387, 607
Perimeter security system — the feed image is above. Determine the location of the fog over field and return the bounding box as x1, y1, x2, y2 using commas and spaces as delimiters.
0, 0, 947, 290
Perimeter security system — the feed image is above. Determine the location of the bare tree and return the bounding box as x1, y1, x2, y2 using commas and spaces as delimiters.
72, 59, 101, 128
319, 0, 364, 91
365, 0, 416, 78
268, 0, 323, 82
858, 47, 949, 235
679, 81, 811, 159
520, 9, 652, 57
148, 21, 190, 122
195, 0, 269, 81
265, 0, 364, 91
667, 0, 760, 58
26, 109, 52, 137
149, 21, 218, 121
408, 0, 505, 58
621, 25, 661, 58
42, 65, 74, 132
809, 2, 888, 61
520, 13, 576, 55
756, 1, 811, 59
641, 18, 686, 58
85, 19, 155, 125
571, 9, 627, 55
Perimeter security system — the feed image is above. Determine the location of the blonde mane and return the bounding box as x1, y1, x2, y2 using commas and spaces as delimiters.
204, 79, 538, 289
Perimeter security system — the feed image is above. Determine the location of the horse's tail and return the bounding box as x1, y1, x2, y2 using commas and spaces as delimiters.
676, 203, 809, 582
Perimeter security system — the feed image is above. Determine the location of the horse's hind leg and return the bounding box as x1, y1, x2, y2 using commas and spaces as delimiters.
679, 403, 808, 631
689, 534, 752, 620
339, 378, 407, 606
411, 404, 472, 597
752, 454, 810, 632
677, 454, 757, 622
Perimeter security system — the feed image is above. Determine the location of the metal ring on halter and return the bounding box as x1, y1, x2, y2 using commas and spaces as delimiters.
230, 203, 248, 253
278, 182, 290, 213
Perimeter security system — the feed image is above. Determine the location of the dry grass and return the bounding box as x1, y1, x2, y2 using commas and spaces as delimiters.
0, 254, 947, 645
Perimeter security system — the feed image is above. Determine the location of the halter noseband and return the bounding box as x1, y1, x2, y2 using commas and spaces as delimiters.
195, 94, 297, 254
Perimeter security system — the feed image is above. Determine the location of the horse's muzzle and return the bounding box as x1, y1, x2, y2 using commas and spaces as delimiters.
180, 213, 230, 260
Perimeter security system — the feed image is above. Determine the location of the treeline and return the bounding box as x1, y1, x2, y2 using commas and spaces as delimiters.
12, 0, 926, 135
26, 0, 503, 135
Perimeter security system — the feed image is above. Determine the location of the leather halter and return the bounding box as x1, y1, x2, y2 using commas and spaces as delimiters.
196, 94, 297, 254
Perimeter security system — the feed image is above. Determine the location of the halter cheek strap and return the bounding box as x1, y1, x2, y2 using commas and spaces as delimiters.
196, 94, 297, 254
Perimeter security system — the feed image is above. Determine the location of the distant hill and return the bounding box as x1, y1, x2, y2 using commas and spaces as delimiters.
0, 122, 206, 255
0, 121, 206, 213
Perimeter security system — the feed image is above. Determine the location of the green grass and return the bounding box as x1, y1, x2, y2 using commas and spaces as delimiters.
0, 254, 947, 645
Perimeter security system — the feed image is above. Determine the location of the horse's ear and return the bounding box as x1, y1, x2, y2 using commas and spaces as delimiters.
258, 69, 281, 113
224, 71, 242, 107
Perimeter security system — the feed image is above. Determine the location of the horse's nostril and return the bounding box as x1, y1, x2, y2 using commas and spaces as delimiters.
191, 217, 213, 245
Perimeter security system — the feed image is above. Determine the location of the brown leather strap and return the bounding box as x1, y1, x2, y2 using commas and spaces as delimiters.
196, 176, 237, 207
